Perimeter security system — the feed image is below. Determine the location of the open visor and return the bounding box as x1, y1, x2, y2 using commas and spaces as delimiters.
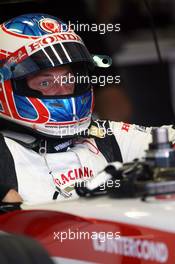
9, 42, 95, 79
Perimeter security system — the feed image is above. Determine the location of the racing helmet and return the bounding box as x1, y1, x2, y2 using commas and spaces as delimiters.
0, 13, 110, 137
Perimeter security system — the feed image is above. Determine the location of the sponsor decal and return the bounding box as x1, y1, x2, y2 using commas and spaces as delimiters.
135, 125, 147, 133
121, 123, 130, 132
8, 47, 28, 64
92, 237, 168, 263
27, 32, 82, 54
54, 166, 93, 187
54, 140, 72, 151
39, 18, 63, 33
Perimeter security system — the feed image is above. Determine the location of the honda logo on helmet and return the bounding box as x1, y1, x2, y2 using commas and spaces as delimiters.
39, 18, 64, 33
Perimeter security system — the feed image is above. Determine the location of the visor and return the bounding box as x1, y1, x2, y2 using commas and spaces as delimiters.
10, 42, 94, 79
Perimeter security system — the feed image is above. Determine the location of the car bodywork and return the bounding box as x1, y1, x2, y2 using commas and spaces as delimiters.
0, 195, 174, 264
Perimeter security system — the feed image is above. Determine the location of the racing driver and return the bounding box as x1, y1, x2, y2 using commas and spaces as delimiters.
0, 13, 175, 205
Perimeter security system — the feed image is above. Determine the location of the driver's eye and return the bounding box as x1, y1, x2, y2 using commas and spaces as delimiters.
39, 81, 50, 87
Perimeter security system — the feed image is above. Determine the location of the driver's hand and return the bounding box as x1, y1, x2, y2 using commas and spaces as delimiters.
2, 189, 23, 203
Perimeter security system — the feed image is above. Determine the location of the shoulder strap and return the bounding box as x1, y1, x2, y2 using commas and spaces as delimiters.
91, 120, 123, 163
0, 134, 18, 191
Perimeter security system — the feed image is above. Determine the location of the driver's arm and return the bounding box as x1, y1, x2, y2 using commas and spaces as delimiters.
110, 122, 175, 163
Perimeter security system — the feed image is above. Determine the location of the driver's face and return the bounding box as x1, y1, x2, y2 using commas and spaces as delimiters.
26, 66, 75, 96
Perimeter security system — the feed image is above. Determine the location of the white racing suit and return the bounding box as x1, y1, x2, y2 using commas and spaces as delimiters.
1, 121, 175, 204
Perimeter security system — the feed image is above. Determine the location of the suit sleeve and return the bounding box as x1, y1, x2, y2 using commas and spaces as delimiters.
109, 122, 175, 163
0, 133, 18, 191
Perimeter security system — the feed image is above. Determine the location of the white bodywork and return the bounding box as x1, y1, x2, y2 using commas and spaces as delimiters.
22, 196, 175, 232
